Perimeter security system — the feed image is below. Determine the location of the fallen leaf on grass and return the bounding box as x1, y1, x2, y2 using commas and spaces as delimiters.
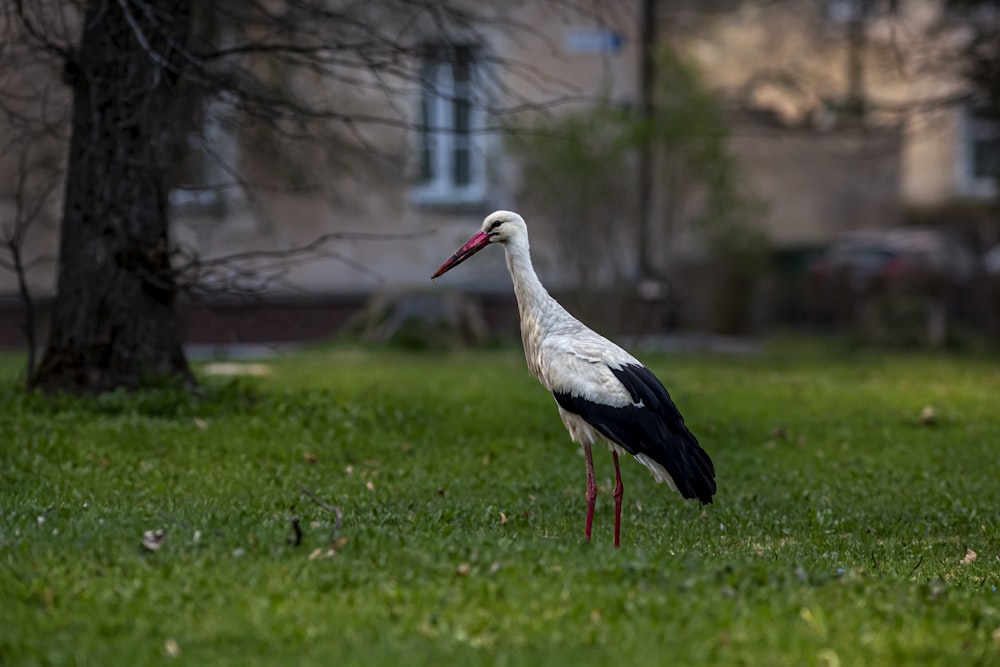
456, 563, 471, 576
366, 481, 375, 492
308, 537, 349, 560
164, 638, 181, 658
920, 405, 937, 426
142, 529, 166, 552
193, 418, 207, 430
304, 452, 318, 465
799, 607, 827, 638
816, 648, 840, 667
499, 511, 507, 525
960, 548, 977, 565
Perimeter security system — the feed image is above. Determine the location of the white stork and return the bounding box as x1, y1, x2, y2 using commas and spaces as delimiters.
431, 210, 716, 548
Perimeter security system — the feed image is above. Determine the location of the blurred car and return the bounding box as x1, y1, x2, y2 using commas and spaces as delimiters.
805, 227, 981, 333
808, 227, 979, 294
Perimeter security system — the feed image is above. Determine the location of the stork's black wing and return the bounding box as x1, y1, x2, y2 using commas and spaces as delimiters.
552, 363, 716, 504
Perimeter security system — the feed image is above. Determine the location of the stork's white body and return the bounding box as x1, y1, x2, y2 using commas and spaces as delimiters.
505, 237, 679, 491
432, 211, 715, 546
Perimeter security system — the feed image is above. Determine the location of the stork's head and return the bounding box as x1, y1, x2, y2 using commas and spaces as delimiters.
431, 210, 526, 279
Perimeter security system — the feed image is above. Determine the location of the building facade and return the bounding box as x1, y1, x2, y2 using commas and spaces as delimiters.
0, 0, 995, 343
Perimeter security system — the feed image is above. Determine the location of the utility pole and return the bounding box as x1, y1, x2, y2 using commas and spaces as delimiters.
844, 0, 870, 124
637, 0, 657, 280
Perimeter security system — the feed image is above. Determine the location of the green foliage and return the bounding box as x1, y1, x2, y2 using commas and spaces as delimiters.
635, 47, 732, 175
515, 104, 635, 213
645, 48, 769, 274
511, 103, 637, 293
513, 48, 767, 290
2, 343, 1000, 665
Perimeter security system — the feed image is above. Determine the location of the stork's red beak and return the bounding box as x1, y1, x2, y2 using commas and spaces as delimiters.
431, 231, 491, 279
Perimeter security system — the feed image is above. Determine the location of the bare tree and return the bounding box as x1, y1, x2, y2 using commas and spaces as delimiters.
0, 143, 60, 387
3, 0, 603, 393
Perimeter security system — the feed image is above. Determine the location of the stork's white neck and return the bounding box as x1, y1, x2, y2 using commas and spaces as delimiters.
503, 234, 574, 379
503, 236, 548, 311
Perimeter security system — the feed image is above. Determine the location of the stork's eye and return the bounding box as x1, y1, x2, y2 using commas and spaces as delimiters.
488, 220, 503, 232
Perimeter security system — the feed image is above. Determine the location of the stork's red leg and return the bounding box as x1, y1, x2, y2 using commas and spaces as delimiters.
612, 450, 623, 549
584, 443, 596, 541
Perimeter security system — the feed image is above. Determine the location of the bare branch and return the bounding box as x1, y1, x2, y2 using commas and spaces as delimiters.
0, 145, 53, 386
175, 229, 431, 272
115, 0, 180, 76
11, 0, 72, 60
170, 227, 434, 297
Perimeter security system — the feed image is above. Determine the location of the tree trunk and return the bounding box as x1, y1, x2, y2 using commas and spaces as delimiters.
32, 0, 194, 392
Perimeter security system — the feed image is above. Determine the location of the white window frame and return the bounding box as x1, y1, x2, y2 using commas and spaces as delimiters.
825, 0, 865, 23
956, 103, 999, 199
824, 0, 899, 22
410, 46, 488, 207
169, 95, 240, 211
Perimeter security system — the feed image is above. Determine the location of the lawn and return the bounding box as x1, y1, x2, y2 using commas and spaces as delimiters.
1, 341, 999, 666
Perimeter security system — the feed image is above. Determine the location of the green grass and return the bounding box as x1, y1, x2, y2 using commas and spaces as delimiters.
1, 341, 999, 666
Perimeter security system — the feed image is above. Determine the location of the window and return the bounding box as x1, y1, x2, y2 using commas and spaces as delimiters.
947, 1, 1000, 22
958, 104, 1000, 198
825, 0, 898, 22
412, 45, 487, 206
170, 94, 238, 212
